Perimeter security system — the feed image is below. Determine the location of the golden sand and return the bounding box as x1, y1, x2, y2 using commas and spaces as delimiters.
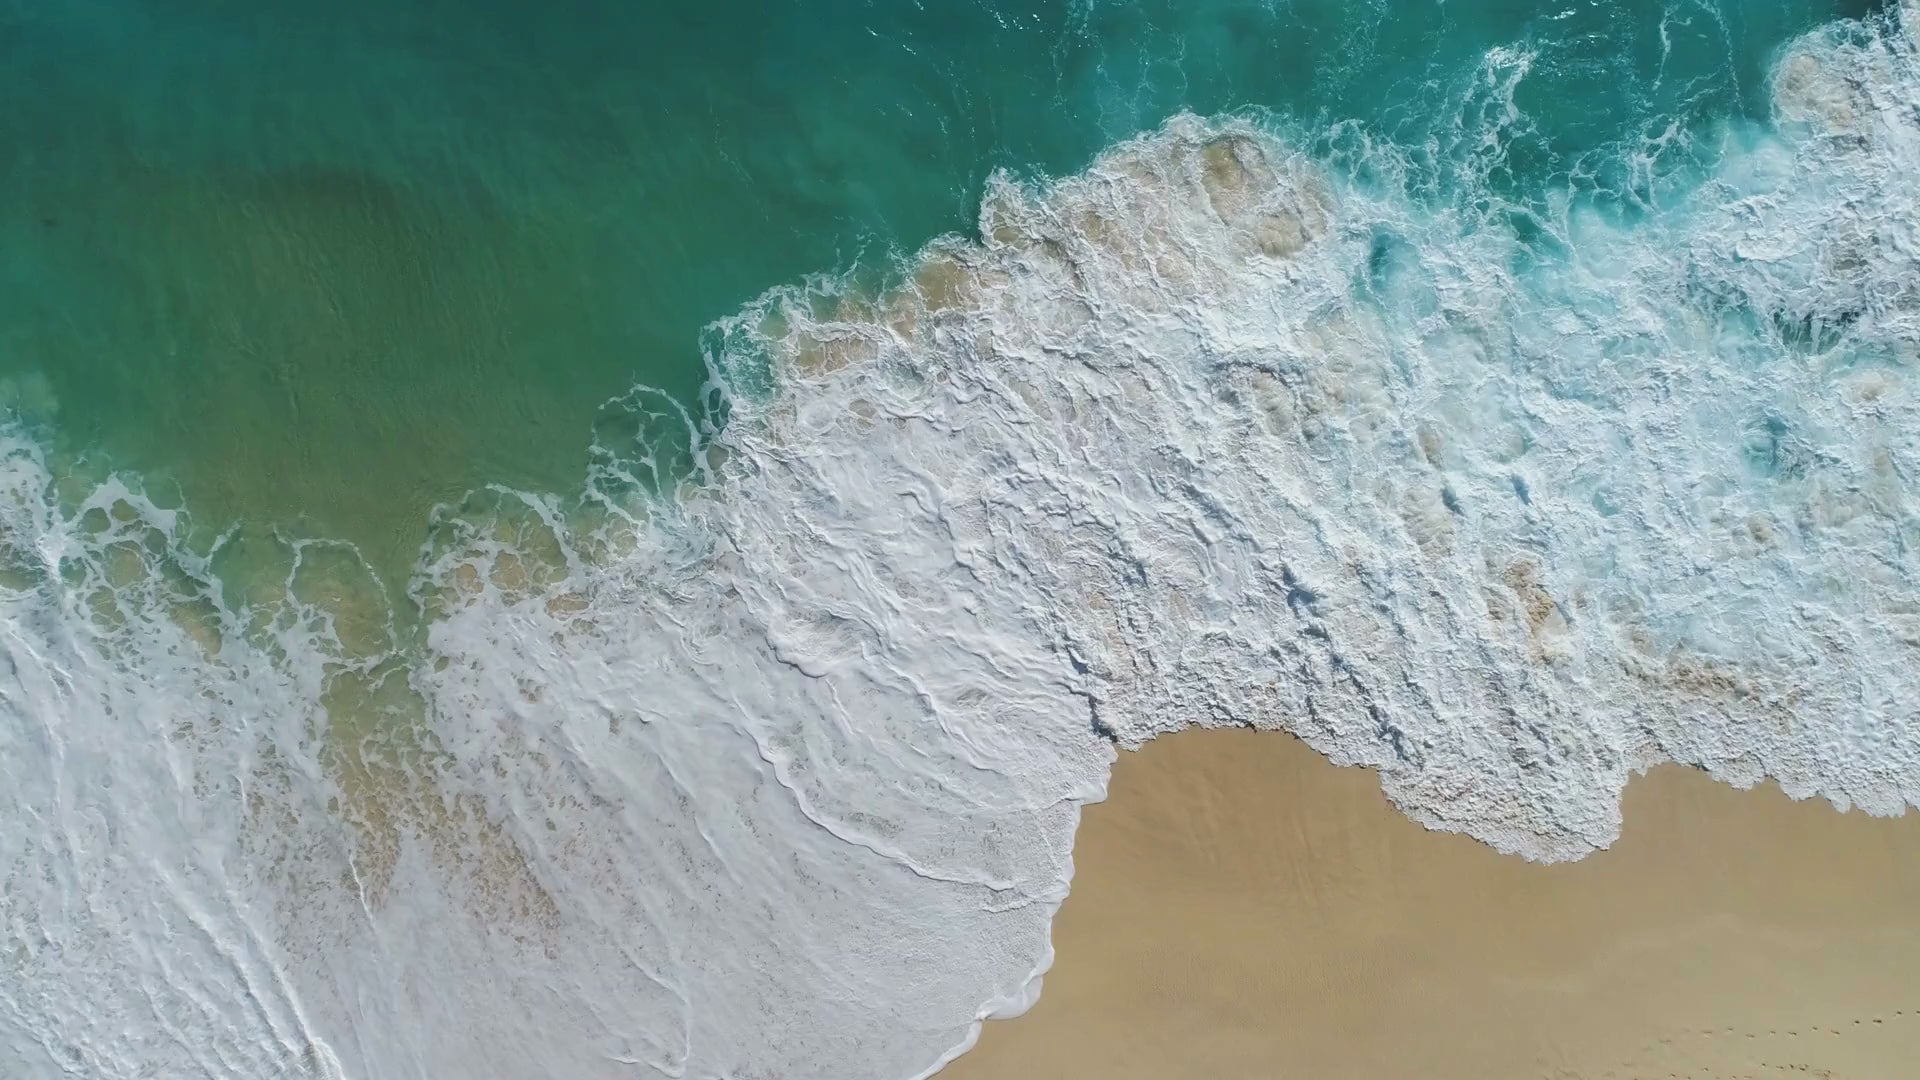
940, 729, 1920, 1080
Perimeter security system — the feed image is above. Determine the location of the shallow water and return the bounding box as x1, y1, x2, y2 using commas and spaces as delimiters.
2, 2, 1917, 1079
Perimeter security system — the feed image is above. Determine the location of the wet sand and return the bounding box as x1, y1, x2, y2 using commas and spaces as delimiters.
940, 729, 1920, 1080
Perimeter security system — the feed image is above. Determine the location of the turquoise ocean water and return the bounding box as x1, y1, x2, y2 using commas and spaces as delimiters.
0, 0, 1870, 575
3, 2, 1917, 1078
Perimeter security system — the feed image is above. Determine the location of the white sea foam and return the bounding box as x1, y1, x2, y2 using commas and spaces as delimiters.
4, 7, 1920, 1079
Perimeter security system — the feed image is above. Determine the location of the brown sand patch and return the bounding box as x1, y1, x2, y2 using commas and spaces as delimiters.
940, 729, 1920, 1080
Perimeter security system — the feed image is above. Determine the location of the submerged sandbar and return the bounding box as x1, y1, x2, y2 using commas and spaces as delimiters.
942, 728, 1920, 1079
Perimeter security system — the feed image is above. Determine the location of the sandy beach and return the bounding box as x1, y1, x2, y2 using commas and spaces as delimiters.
940, 729, 1920, 1079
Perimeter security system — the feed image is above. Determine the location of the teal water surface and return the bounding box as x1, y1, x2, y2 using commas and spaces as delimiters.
0, 0, 1880, 580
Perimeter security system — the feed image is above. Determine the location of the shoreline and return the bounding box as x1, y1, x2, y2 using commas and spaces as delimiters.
938, 728, 1920, 1079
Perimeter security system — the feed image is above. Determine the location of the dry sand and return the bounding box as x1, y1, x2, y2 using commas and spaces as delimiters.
939, 729, 1920, 1080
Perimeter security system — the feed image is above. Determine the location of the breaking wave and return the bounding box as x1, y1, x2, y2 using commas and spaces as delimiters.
4, 5, 1920, 1077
